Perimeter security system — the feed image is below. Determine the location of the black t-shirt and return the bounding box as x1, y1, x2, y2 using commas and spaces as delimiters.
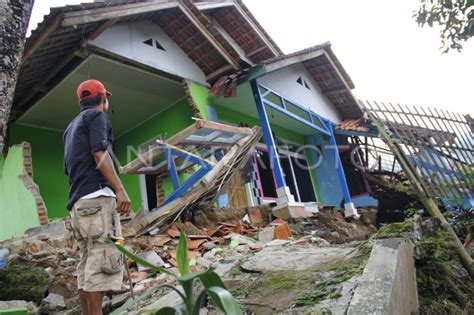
63, 107, 115, 210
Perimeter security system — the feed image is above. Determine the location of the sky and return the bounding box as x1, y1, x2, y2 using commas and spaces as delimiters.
27, 0, 474, 115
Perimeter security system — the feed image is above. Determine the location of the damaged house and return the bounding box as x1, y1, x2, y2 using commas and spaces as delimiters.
1, 0, 377, 240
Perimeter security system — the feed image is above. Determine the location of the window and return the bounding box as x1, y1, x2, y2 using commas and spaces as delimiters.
143, 38, 166, 51
296, 76, 311, 90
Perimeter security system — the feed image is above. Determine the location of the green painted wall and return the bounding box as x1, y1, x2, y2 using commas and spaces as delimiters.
0, 145, 40, 240
8, 98, 195, 218
188, 82, 209, 120
9, 124, 69, 219
115, 98, 195, 210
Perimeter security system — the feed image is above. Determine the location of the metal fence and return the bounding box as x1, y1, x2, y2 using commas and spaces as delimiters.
362, 101, 473, 205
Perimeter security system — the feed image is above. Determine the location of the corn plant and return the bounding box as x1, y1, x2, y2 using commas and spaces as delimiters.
111, 230, 242, 315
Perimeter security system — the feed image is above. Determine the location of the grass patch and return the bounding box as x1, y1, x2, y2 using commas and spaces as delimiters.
372, 220, 413, 239
231, 271, 312, 298
416, 223, 474, 314
229, 266, 243, 276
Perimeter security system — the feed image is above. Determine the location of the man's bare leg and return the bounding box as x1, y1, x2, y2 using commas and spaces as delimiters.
86, 291, 104, 315
78, 289, 89, 315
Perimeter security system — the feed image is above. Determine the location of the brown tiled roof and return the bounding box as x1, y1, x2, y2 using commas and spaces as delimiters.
335, 116, 370, 132
13, 0, 280, 119
210, 1, 281, 63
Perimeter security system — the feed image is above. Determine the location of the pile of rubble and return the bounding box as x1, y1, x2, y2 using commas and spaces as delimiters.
0, 205, 378, 313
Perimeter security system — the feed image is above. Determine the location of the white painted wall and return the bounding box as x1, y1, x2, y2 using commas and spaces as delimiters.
258, 63, 343, 123
89, 21, 208, 85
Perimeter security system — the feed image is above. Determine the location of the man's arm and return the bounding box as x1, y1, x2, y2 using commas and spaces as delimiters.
94, 150, 131, 216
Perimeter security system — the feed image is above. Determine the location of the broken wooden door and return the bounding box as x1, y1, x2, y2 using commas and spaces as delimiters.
227, 170, 249, 208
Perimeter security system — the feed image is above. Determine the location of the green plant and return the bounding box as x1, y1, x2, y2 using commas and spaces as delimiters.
405, 201, 419, 218
111, 230, 242, 315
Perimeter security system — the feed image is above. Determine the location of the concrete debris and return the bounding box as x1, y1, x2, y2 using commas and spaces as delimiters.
41, 293, 66, 312
25, 220, 66, 238
0, 204, 378, 313
137, 250, 165, 271
242, 245, 354, 272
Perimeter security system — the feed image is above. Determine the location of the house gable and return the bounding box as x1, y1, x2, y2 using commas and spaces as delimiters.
259, 63, 343, 123
89, 21, 208, 85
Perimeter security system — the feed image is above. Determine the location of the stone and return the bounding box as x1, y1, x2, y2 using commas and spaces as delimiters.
226, 233, 257, 245
235, 245, 249, 253
197, 257, 213, 268
60, 257, 76, 267
0, 300, 37, 312
263, 239, 290, 247
41, 293, 66, 312
201, 242, 216, 250
132, 284, 146, 295
242, 245, 353, 272
111, 293, 129, 308
130, 271, 149, 284
212, 259, 240, 277
25, 221, 66, 238
311, 236, 330, 246
141, 288, 185, 310
258, 227, 275, 244
138, 277, 163, 290
137, 251, 165, 271
292, 239, 309, 246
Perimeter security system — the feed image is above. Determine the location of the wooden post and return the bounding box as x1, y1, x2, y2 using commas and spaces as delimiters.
367, 111, 474, 278
0, 0, 35, 152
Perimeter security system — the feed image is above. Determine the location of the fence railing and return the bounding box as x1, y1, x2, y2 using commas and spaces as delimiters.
362, 101, 473, 205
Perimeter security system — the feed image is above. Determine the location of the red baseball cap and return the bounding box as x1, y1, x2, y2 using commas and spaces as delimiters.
76, 79, 111, 102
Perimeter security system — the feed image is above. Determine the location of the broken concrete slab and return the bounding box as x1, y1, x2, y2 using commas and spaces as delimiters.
25, 221, 66, 238
347, 238, 418, 315
272, 203, 313, 220
137, 251, 165, 271
141, 287, 185, 311
258, 226, 275, 244
242, 244, 353, 272
212, 258, 240, 278
263, 239, 290, 247
41, 293, 66, 312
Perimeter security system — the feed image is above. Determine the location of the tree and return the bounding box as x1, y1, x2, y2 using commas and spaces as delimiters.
0, 0, 35, 152
415, 0, 474, 52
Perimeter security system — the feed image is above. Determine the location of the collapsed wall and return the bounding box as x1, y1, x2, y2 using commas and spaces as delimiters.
0, 142, 48, 240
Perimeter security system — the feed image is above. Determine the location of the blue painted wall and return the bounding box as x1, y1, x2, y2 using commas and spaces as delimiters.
307, 134, 344, 207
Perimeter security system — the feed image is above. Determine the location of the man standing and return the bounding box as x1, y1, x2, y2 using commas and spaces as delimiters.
64, 79, 131, 315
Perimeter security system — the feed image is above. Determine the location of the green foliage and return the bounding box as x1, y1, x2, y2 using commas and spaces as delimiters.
231, 271, 312, 299
0, 262, 49, 304
416, 225, 474, 313
372, 220, 414, 239
112, 230, 242, 315
414, 0, 474, 52
405, 201, 419, 218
